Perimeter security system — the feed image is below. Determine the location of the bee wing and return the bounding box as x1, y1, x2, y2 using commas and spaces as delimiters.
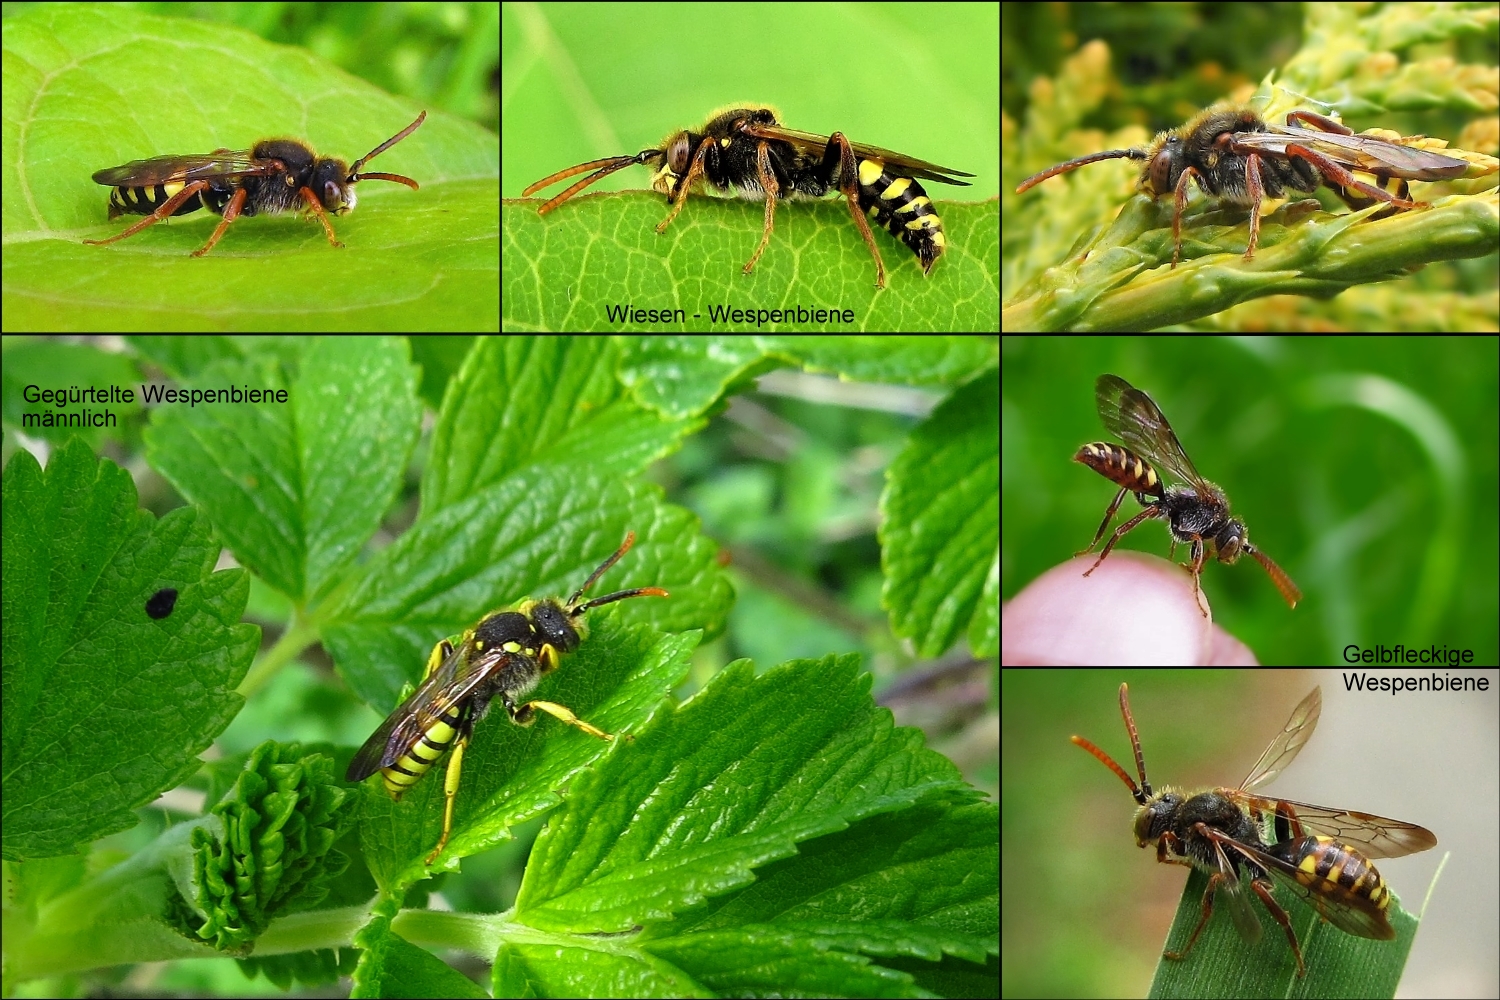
1238, 687, 1321, 791
1214, 835, 1397, 941
739, 122, 975, 186
1226, 791, 1438, 859
345, 634, 500, 781
90, 151, 271, 187
1237, 127, 1469, 180
1204, 832, 1264, 945
1093, 374, 1214, 492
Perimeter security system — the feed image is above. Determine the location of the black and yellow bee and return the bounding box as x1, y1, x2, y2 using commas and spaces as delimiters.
1071, 684, 1436, 977
523, 106, 974, 288
346, 532, 667, 864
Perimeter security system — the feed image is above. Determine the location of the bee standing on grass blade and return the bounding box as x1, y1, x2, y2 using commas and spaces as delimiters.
1016, 106, 1470, 267
1071, 684, 1436, 978
85, 111, 426, 257
1075, 374, 1300, 617
523, 106, 974, 288
346, 532, 667, 865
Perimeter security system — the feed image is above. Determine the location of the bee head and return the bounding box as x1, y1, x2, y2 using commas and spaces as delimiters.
311, 157, 357, 214
1133, 788, 1182, 847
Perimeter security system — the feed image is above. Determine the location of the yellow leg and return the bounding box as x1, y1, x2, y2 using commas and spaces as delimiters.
523, 700, 615, 741
425, 735, 467, 865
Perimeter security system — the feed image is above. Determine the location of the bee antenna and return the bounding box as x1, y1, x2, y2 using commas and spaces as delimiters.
1014, 147, 1149, 193
522, 149, 665, 213
348, 110, 427, 176
563, 532, 669, 614
1117, 683, 1153, 798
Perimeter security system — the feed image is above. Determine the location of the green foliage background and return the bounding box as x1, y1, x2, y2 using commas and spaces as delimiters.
1, 3, 499, 331
1001, 337, 1500, 663
502, 2, 1000, 329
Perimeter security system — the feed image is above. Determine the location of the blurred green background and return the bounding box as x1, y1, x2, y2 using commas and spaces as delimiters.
503, 2, 999, 202
0, 1, 501, 131
1001, 338, 1500, 663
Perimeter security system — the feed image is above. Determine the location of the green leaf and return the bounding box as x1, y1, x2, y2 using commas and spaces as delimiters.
4, 5, 497, 330
1147, 864, 1428, 998
2, 440, 258, 860
176, 742, 358, 953
504, 194, 998, 331
882, 370, 999, 657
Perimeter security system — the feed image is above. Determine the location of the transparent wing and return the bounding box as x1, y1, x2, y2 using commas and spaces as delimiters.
90, 151, 271, 187
1226, 791, 1438, 859
1207, 834, 1264, 945
345, 635, 501, 781
740, 122, 975, 186
1238, 687, 1321, 791
1238, 126, 1468, 180
1215, 835, 1396, 940
1093, 374, 1213, 492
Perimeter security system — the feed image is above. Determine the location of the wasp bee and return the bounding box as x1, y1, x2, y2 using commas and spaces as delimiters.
1075, 374, 1300, 616
346, 532, 667, 865
1016, 106, 1471, 267
85, 111, 426, 256
1072, 684, 1437, 978
523, 106, 974, 288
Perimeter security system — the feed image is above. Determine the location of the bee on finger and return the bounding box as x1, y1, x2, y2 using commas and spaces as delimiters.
1074, 374, 1300, 617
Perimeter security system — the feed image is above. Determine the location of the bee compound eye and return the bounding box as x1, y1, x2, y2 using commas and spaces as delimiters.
668, 133, 690, 173
1217, 523, 1246, 563
1148, 144, 1176, 196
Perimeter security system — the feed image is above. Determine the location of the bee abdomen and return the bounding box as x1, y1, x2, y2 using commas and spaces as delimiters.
1274, 836, 1393, 915
380, 702, 466, 799
1074, 441, 1162, 497
855, 159, 948, 273
106, 184, 206, 220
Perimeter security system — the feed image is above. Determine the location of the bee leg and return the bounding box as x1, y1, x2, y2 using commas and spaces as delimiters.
1243, 153, 1266, 260
1163, 868, 1234, 963
1283, 110, 1355, 136
1153, 832, 1201, 874
191, 187, 249, 257
1081, 504, 1160, 576
825, 132, 889, 289
1169, 165, 1201, 268
1249, 877, 1306, 977
741, 138, 779, 276
1185, 536, 1209, 617
1077, 485, 1130, 555
656, 134, 715, 235
514, 699, 616, 742
296, 186, 344, 249
84, 179, 214, 249
425, 730, 469, 865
